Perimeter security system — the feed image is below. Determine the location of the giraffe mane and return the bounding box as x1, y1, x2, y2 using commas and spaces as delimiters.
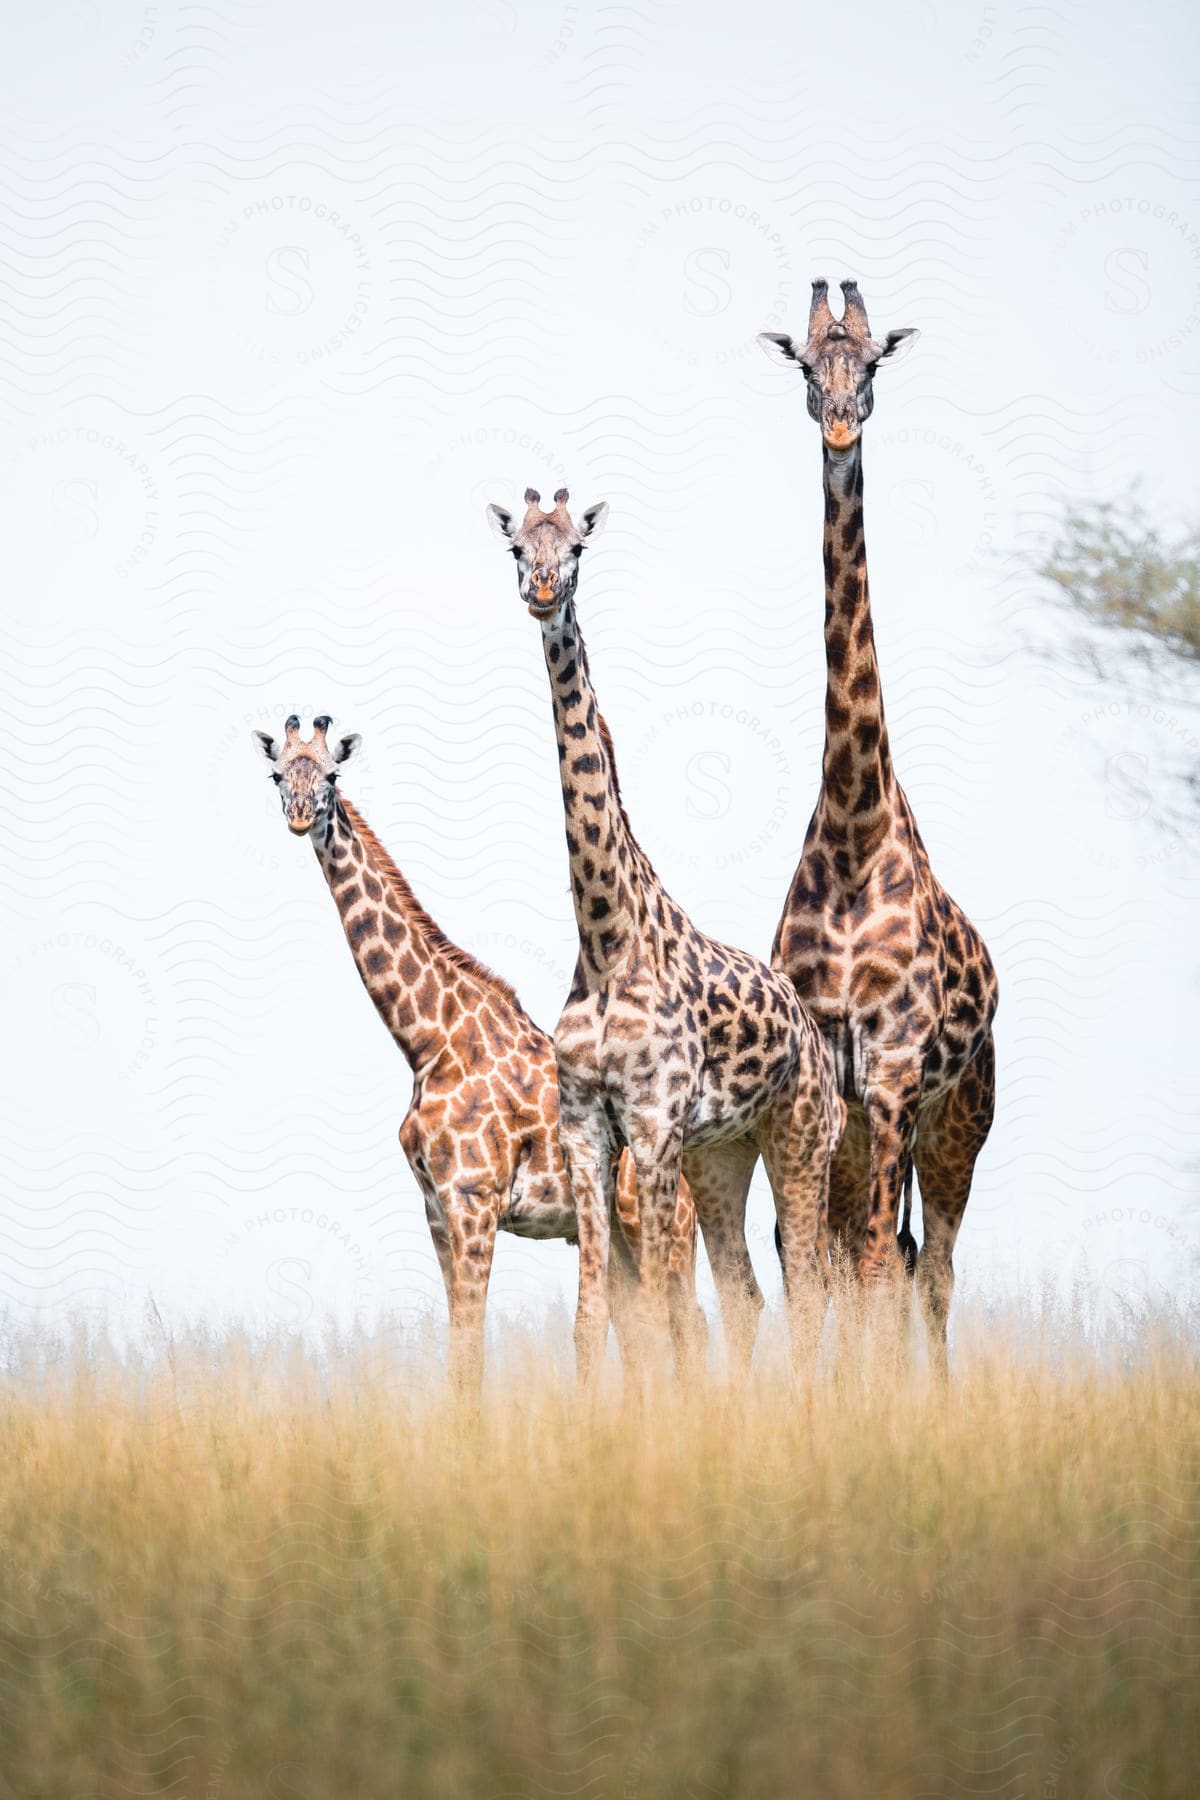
595, 708, 654, 870
575, 623, 648, 866
595, 710, 624, 802
338, 797, 531, 1017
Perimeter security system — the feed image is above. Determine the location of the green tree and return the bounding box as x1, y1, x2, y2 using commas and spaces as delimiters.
1040, 489, 1200, 673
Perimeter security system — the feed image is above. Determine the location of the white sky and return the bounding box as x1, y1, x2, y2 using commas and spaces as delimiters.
1, 0, 1198, 1342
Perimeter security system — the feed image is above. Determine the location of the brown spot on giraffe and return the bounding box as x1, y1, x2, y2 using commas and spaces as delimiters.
487, 491, 843, 1382
759, 279, 998, 1371
252, 716, 705, 1392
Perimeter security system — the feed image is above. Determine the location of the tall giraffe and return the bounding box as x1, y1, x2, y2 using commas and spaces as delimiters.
487, 489, 843, 1379
252, 714, 705, 1388
758, 279, 999, 1366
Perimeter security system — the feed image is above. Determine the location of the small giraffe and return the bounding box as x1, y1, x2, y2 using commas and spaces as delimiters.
758, 279, 999, 1366
252, 714, 705, 1387
487, 489, 843, 1379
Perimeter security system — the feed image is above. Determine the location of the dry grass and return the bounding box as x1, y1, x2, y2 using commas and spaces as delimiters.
1, 1290, 1198, 1800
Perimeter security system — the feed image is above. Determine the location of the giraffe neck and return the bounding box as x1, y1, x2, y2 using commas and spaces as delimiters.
817, 442, 895, 873
312, 794, 523, 1075
541, 599, 652, 983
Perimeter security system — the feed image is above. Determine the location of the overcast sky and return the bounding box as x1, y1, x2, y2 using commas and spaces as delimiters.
2, 0, 1197, 1343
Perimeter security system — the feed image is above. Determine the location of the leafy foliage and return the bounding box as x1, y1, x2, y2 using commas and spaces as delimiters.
1040, 489, 1200, 669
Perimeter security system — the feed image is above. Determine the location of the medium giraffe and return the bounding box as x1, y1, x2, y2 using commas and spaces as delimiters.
487, 489, 843, 1379
252, 714, 705, 1387
758, 279, 999, 1366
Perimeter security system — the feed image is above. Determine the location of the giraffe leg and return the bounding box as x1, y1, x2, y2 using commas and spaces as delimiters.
607, 1165, 641, 1368
422, 1195, 455, 1308
912, 1032, 996, 1377
613, 1154, 706, 1381
665, 1174, 708, 1380
436, 1185, 500, 1398
827, 1101, 871, 1266
774, 1101, 869, 1275
681, 1139, 761, 1379
625, 1138, 687, 1372
760, 1081, 833, 1372
402, 1116, 458, 1314
557, 1110, 618, 1388
857, 1061, 924, 1286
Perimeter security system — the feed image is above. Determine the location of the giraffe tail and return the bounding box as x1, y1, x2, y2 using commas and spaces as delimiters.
896, 1161, 918, 1278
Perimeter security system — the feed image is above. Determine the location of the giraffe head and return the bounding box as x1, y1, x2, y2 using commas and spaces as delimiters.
758, 279, 919, 451
251, 714, 361, 836
485, 486, 609, 621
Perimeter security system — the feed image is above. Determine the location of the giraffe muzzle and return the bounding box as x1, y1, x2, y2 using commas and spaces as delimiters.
823, 418, 859, 451
527, 583, 559, 618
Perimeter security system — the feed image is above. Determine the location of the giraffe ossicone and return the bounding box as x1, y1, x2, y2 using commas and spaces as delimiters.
252, 715, 705, 1389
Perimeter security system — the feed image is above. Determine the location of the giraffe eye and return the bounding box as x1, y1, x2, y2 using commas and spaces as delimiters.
271, 772, 283, 785
509, 546, 522, 560
571, 544, 584, 556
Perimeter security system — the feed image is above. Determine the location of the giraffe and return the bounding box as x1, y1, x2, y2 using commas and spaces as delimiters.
757, 278, 999, 1367
486, 489, 843, 1381
251, 714, 705, 1389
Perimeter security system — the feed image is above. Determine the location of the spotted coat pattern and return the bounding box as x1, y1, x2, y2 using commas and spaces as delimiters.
488, 492, 843, 1378
760, 280, 999, 1361
253, 716, 704, 1387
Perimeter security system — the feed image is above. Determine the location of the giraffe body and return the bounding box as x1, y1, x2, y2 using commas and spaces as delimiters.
760, 282, 998, 1360
252, 716, 704, 1386
775, 766, 998, 1254
488, 491, 843, 1378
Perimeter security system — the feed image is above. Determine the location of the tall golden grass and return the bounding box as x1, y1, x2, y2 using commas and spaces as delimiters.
0, 1286, 1197, 1799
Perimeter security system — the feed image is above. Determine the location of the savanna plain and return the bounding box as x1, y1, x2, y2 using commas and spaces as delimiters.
1, 1285, 1197, 1800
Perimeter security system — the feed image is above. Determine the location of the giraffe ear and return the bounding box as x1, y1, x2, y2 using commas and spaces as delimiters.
757, 331, 807, 368
251, 730, 280, 763
578, 501, 609, 541
486, 503, 515, 541
333, 732, 361, 765
874, 328, 920, 366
